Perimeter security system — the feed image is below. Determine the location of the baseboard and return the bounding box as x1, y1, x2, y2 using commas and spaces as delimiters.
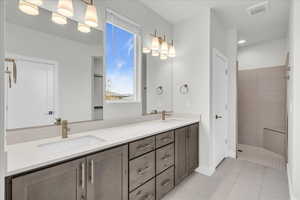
287, 164, 298, 200
196, 166, 215, 176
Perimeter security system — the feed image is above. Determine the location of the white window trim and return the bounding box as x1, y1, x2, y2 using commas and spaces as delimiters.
104, 11, 141, 104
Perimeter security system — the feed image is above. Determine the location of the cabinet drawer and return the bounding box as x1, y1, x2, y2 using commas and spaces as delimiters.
130, 152, 155, 191
130, 179, 155, 200
156, 131, 174, 148
156, 144, 174, 174
129, 137, 155, 159
156, 167, 174, 200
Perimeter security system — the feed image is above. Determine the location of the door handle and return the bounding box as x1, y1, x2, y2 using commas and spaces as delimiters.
215, 115, 223, 119
90, 160, 94, 184
81, 162, 85, 189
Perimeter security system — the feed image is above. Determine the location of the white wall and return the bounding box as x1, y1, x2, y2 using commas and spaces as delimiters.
0, 1, 5, 199
146, 56, 173, 113
288, 1, 300, 199
226, 29, 238, 158
173, 8, 212, 174
97, 0, 173, 119
6, 22, 101, 123
238, 38, 288, 70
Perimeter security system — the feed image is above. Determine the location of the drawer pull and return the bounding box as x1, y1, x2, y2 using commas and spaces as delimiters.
137, 143, 152, 150
141, 194, 154, 200
137, 166, 150, 175
161, 179, 171, 187
161, 154, 171, 161
161, 136, 171, 142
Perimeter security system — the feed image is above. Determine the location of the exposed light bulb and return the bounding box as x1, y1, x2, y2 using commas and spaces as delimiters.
160, 54, 168, 60
143, 47, 151, 54
52, 12, 67, 25
151, 36, 160, 51
57, 0, 74, 17
78, 23, 91, 33
19, 0, 39, 16
152, 50, 159, 57
85, 4, 98, 28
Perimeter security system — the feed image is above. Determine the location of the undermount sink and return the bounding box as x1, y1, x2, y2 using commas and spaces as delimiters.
38, 136, 106, 153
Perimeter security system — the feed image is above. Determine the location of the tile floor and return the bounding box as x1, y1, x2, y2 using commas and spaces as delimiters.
163, 145, 290, 200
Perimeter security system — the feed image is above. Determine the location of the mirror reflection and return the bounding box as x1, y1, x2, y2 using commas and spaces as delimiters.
4, 0, 173, 130
5, 0, 103, 129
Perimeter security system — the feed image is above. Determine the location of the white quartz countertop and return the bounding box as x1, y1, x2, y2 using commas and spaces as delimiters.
5, 117, 199, 176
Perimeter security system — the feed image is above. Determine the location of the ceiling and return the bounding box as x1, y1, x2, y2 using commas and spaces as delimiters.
139, 0, 290, 46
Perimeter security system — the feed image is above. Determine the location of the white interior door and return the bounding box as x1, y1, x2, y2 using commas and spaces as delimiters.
212, 49, 229, 167
5, 57, 56, 129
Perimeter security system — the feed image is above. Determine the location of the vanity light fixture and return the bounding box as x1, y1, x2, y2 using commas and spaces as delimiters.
160, 36, 169, 55
18, 0, 39, 16
84, 1, 98, 28
57, 0, 74, 17
151, 30, 160, 51
168, 40, 176, 58
78, 23, 91, 33
52, 12, 67, 25
144, 30, 176, 60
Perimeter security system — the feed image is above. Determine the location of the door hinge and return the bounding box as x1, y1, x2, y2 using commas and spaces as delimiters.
225, 139, 228, 144
225, 69, 228, 75
225, 104, 228, 110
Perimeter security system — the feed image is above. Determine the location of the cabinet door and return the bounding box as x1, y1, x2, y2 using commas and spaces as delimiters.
188, 124, 199, 173
12, 158, 86, 200
86, 145, 128, 200
174, 127, 189, 185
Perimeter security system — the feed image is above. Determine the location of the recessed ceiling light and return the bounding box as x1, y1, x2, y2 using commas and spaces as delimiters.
238, 40, 247, 45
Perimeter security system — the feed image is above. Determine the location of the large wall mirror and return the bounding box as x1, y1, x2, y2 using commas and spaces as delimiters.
4, 0, 173, 130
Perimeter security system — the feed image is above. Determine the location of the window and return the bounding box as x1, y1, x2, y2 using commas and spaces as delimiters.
105, 11, 141, 102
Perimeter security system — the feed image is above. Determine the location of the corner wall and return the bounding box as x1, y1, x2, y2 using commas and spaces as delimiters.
173, 8, 212, 174
0, 1, 5, 199
288, 1, 300, 199
226, 29, 238, 158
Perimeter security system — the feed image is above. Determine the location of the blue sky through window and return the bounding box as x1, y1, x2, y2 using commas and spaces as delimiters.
105, 23, 135, 100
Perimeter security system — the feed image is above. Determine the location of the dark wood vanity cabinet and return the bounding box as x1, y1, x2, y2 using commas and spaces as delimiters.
8, 145, 128, 200
10, 158, 86, 200
175, 124, 199, 185
86, 145, 128, 200
6, 123, 199, 200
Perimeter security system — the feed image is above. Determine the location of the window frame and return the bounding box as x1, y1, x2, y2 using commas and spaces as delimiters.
104, 21, 141, 104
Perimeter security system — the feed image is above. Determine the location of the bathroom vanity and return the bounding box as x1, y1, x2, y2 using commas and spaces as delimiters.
5, 120, 199, 200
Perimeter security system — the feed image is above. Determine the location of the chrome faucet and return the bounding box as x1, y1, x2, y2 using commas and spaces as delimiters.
61, 120, 70, 139
161, 110, 172, 120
